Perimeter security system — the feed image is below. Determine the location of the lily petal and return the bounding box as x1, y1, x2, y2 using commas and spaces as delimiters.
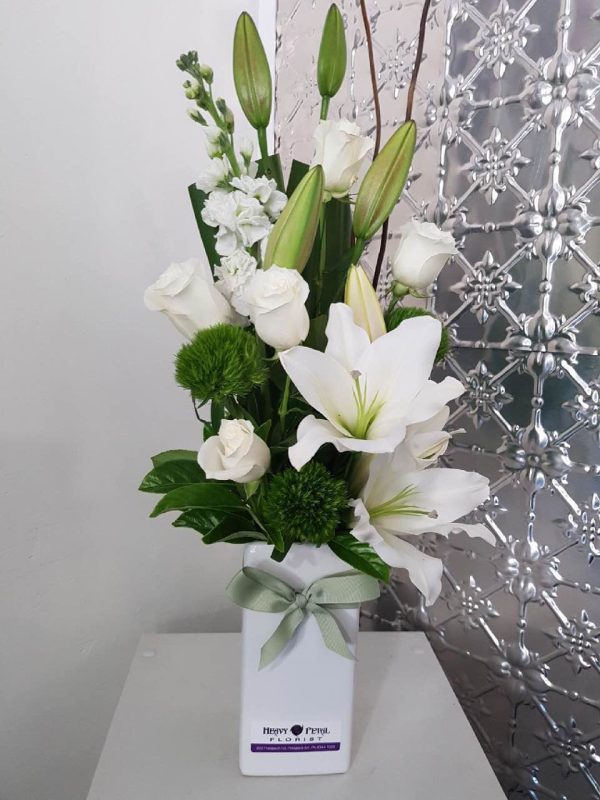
350, 498, 443, 606
382, 468, 490, 535
279, 346, 356, 432
325, 303, 370, 371
288, 416, 342, 470
406, 377, 464, 426
357, 315, 441, 403
433, 522, 496, 546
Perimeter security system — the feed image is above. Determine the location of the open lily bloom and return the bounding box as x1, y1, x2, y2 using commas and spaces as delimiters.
350, 445, 494, 605
279, 303, 463, 469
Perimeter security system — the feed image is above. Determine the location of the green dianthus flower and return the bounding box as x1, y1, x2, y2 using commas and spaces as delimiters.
175, 324, 267, 404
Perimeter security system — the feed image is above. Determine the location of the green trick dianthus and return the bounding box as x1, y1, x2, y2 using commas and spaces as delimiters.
264, 462, 348, 546
175, 324, 267, 404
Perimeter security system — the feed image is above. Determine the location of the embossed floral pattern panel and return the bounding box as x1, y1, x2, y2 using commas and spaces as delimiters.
276, 1, 600, 798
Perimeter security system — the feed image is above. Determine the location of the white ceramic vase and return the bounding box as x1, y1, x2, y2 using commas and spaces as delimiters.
238, 543, 360, 776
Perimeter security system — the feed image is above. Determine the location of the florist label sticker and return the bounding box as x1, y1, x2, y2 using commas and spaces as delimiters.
250, 721, 341, 753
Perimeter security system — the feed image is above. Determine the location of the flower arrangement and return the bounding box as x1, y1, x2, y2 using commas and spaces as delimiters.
140, 3, 494, 608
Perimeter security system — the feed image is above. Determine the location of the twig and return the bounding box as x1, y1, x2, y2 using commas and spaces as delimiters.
359, 0, 382, 157
405, 0, 432, 123
372, 0, 432, 290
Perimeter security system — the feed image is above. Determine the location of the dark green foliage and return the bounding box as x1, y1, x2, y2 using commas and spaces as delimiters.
328, 534, 390, 582
264, 462, 348, 546
175, 324, 267, 404
385, 306, 450, 363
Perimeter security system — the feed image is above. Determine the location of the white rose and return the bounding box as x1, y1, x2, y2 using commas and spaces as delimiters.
311, 119, 374, 200
201, 189, 272, 256
391, 220, 458, 290
230, 175, 287, 220
243, 266, 310, 350
214, 250, 257, 316
196, 157, 231, 194
144, 257, 234, 339
198, 419, 270, 483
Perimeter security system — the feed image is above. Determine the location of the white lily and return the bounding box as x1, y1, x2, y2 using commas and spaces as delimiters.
404, 406, 454, 469
279, 303, 464, 469
350, 445, 494, 605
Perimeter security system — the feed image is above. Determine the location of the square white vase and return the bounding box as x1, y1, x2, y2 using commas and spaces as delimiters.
238, 543, 360, 776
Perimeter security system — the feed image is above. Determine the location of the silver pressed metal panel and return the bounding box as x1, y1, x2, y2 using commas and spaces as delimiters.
275, 1, 600, 797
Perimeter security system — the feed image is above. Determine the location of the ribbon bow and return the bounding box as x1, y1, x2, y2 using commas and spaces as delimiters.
227, 567, 380, 669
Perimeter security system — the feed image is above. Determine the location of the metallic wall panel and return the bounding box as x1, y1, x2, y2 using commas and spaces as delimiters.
275, 1, 600, 798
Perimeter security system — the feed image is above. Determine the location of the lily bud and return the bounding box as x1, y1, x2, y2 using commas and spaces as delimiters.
317, 4, 347, 99
352, 120, 416, 241
233, 12, 272, 130
344, 264, 386, 341
263, 166, 324, 273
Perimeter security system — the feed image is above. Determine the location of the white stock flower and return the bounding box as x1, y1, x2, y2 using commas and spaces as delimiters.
311, 119, 374, 199
279, 304, 464, 469
243, 266, 310, 350
198, 419, 270, 483
196, 157, 231, 194
201, 189, 272, 256
144, 257, 235, 339
239, 137, 254, 162
231, 175, 287, 220
204, 125, 223, 158
350, 446, 493, 604
391, 220, 458, 291
214, 250, 257, 316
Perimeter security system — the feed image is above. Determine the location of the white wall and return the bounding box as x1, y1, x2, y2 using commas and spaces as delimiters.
0, 2, 271, 798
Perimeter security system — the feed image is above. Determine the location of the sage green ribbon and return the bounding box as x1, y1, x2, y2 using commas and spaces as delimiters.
227, 567, 380, 669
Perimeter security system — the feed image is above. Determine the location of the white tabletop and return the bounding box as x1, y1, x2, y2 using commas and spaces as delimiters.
86, 632, 505, 799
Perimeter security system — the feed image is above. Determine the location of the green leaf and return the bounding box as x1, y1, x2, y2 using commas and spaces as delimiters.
265, 525, 285, 553
254, 420, 272, 442
270, 541, 292, 562
188, 184, 219, 268
256, 154, 285, 193
151, 450, 198, 468
353, 121, 416, 241
139, 459, 204, 493
204, 520, 266, 544
149, 484, 242, 518
320, 197, 353, 310
286, 160, 309, 196
328, 534, 390, 582
305, 314, 328, 352
173, 508, 226, 535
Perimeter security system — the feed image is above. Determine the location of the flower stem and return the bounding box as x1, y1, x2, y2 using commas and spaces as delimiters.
350, 237, 365, 265
319, 96, 330, 120
257, 126, 270, 161
278, 375, 291, 433
316, 205, 328, 313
